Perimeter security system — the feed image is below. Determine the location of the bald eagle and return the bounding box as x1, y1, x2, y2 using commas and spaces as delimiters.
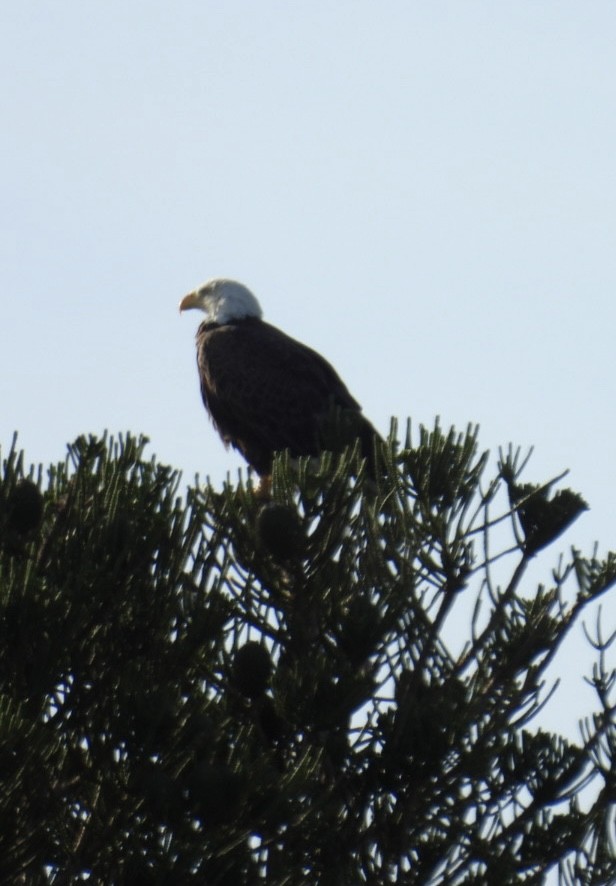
179, 279, 382, 482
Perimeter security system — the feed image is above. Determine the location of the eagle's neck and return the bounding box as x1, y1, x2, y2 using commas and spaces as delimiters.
198, 316, 263, 335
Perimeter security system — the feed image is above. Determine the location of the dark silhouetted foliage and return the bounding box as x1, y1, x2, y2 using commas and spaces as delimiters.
0, 425, 614, 884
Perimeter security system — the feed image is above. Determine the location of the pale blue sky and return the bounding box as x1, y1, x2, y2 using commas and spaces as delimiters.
2, 3, 615, 732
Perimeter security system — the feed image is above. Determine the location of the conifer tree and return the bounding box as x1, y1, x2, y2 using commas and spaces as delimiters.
0, 425, 614, 884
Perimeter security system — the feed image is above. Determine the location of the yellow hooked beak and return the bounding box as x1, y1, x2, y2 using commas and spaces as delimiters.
178, 291, 202, 313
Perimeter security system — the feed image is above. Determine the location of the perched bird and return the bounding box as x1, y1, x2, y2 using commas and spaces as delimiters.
179, 279, 382, 486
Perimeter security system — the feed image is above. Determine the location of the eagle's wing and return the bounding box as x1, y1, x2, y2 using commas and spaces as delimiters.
196, 319, 376, 474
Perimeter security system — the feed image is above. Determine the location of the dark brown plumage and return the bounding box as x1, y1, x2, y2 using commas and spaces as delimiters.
180, 279, 381, 480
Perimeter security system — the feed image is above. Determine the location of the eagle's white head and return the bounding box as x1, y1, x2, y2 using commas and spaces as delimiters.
179, 278, 263, 325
